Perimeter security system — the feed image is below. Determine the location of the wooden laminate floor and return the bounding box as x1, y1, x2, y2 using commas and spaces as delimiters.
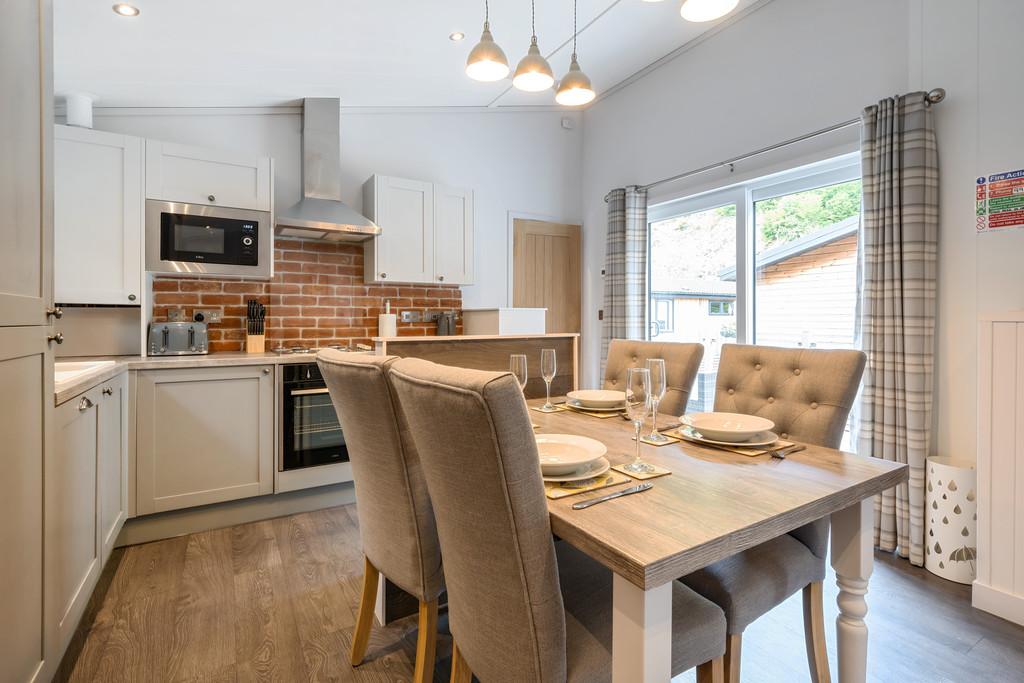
64, 505, 1024, 683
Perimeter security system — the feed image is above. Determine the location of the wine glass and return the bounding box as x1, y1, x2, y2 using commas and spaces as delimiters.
623, 367, 655, 473
646, 358, 669, 443
540, 348, 557, 411
510, 354, 528, 393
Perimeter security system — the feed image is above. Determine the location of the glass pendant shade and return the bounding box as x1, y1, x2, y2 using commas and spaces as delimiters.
679, 0, 739, 22
466, 22, 510, 81
512, 37, 555, 92
555, 55, 595, 106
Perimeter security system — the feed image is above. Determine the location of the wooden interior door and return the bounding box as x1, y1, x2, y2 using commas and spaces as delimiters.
513, 219, 581, 333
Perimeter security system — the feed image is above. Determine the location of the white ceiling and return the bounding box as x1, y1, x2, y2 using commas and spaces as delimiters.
54, 0, 763, 108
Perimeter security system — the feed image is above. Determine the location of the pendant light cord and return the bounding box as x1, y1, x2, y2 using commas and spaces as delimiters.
485, 0, 489, 22
531, 0, 536, 38
572, 0, 578, 58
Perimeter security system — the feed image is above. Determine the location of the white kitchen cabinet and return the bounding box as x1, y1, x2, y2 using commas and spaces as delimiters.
54, 125, 144, 306
50, 387, 102, 658
136, 365, 274, 514
97, 372, 129, 563
433, 184, 474, 285
363, 175, 474, 285
146, 139, 272, 211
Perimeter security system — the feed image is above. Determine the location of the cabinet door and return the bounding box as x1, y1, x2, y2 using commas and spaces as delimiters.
97, 372, 128, 563
372, 176, 434, 283
0, 0, 53, 328
54, 126, 143, 305
145, 140, 272, 211
50, 388, 101, 659
433, 184, 474, 285
0, 329, 51, 683
136, 365, 274, 514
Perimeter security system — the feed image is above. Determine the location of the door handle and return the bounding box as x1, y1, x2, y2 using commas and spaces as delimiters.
102, 387, 113, 396
46, 306, 63, 319
47, 332, 64, 345
78, 396, 93, 411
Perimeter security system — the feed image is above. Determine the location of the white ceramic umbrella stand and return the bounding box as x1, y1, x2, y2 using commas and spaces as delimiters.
925, 456, 977, 584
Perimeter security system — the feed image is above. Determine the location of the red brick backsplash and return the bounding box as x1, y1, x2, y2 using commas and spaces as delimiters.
152, 239, 462, 353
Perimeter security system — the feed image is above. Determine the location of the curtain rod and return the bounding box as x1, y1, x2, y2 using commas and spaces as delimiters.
608, 88, 946, 199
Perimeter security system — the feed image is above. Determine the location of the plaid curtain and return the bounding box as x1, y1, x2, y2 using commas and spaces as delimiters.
602, 186, 648, 375
857, 92, 939, 567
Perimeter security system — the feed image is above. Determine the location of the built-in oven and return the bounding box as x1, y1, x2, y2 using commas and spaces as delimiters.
280, 362, 349, 471
145, 200, 273, 278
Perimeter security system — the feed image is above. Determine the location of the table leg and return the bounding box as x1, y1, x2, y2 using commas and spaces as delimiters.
830, 499, 873, 683
612, 574, 673, 683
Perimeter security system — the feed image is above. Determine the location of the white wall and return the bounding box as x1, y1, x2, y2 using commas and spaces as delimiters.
90, 108, 583, 309
580, 0, 912, 388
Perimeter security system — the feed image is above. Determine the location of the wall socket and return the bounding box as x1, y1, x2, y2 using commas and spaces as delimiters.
193, 309, 222, 323
400, 310, 423, 323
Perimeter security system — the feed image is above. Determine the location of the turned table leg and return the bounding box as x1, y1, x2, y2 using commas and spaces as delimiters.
830, 499, 873, 683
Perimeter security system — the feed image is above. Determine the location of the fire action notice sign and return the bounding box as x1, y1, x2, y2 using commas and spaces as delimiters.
977, 169, 1024, 232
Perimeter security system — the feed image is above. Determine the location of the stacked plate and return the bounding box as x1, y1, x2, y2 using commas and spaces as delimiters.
679, 412, 778, 446
565, 389, 626, 412
535, 434, 610, 481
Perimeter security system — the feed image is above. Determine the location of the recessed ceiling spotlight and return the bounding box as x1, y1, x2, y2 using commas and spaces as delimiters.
112, 3, 140, 16
449, 31, 465, 41
679, 0, 739, 22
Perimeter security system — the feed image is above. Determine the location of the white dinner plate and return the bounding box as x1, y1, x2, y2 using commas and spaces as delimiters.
566, 399, 624, 413
680, 412, 776, 442
566, 389, 626, 409
542, 457, 611, 482
536, 434, 608, 475
677, 425, 780, 448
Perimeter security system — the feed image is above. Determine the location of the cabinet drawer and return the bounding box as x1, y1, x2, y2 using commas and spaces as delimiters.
146, 140, 272, 211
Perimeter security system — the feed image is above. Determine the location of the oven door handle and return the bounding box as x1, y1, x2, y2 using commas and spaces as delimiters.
289, 387, 331, 396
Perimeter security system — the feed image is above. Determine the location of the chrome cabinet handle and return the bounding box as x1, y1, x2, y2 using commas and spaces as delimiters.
46, 306, 63, 319
262, 368, 271, 375
207, 194, 216, 202
128, 294, 137, 302
438, 275, 445, 282
102, 387, 113, 396
47, 332, 64, 345
380, 272, 387, 279
78, 396, 93, 411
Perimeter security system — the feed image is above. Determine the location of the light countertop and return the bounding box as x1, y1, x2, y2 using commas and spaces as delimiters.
372, 333, 579, 343
54, 350, 370, 405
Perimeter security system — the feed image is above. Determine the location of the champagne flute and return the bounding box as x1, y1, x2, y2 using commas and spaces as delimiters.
646, 358, 669, 443
623, 367, 655, 473
541, 348, 557, 411
510, 354, 528, 393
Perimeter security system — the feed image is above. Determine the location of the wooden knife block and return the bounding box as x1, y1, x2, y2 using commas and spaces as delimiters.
245, 334, 266, 354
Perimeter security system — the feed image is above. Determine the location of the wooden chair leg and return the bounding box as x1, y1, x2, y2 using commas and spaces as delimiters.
413, 599, 439, 683
450, 641, 473, 683
724, 632, 742, 683
350, 556, 380, 666
696, 656, 725, 683
803, 581, 831, 683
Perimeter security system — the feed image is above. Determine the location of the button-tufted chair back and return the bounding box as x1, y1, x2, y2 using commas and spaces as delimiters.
603, 339, 704, 416
713, 344, 865, 448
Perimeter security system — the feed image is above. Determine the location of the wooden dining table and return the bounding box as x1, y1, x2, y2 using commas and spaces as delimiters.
530, 399, 908, 683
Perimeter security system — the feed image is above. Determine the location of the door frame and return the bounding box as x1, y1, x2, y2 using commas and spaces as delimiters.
505, 210, 582, 307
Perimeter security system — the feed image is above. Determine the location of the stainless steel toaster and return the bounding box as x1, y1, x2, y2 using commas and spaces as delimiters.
148, 321, 209, 355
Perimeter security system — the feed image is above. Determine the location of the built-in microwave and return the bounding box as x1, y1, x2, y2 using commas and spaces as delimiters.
145, 200, 273, 278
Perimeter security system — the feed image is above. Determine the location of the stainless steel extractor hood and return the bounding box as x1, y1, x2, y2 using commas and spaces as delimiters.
275, 98, 381, 242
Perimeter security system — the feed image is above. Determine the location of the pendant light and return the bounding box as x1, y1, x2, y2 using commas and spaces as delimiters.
555, 0, 595, 106
679, 0, 739, 22
466, 0, 510, 82
512, 0, 555, 92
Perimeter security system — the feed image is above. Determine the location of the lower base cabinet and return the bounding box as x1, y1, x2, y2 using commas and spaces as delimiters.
136, 365, 274, 514
48, 372, 128, 659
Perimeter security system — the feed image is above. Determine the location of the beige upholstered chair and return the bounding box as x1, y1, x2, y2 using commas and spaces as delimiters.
681, 343, 867, 683
603, 339, 704, 416
317, 351, 444, 683
389, 357, 728, 683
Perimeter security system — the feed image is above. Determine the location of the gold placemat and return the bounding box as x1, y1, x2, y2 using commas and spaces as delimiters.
664, 427, 794, 457
632, 432, 682, 447
531, 403, 569, 414
545, 470, 632, 499
611, 463, 672, 480
563, 404, 624, 419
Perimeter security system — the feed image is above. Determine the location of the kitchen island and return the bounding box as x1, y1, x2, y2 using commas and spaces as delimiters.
373, 333, 579, 399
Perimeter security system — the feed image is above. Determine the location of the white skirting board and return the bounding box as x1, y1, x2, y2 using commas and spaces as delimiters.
972, 581, 1024, 626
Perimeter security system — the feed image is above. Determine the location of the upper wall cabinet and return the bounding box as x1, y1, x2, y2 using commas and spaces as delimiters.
363, 175, 474, 286
55, 125, 144, 306
145, 140, 272, 212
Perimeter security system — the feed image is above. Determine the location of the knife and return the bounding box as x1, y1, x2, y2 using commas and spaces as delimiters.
572, 482, 653, 510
